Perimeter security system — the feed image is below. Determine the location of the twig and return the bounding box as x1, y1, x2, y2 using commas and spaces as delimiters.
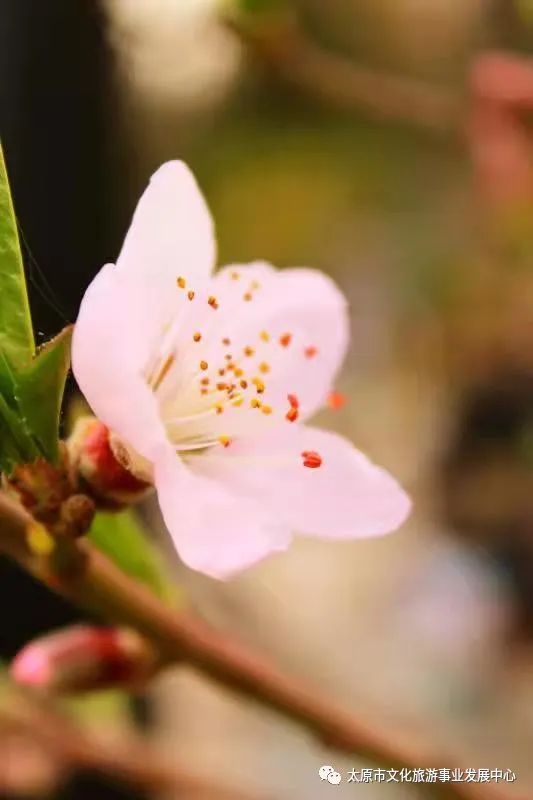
225, 14, 463, 132
0, 683, 267, 800
0, 492, 526, 800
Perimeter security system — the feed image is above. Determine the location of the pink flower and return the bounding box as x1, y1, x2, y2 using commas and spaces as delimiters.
72, 162, 411, 579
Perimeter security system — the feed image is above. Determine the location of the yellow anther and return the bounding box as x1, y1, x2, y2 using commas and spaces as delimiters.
216, 382, 228, 391
261, 404, 273, 415
177, 276, 186, 288
200, 360, 208, 371
193, 332, 202, 342
252, 377, 265, 394
250, 397, 261, 409
187, 290, 195, 301
243, 292, 253, 301
231, 271, 240, 280
222, 337, 231, 346
200, 377, 210, 385
260, 331, 270, 342
218, 435, 231, 447
200, 388, 208, 395
244, 346, 254, 357
232, 396, 244, 407
259, 362, 270, 374
240, 379, 248, 389
208, 295, 218, 309
214, 403, 224, 414
234, 367, 243, 377
225, 354, 233, 361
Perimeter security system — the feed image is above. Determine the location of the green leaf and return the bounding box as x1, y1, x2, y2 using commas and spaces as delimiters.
0, 389, 38, 473
0, 142, 34, 369
15, 326, 73, 463
89, 510, 177, 603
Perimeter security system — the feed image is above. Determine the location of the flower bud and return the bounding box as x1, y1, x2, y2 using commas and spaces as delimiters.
11, 626, 158, 693
68, 418, 151, 508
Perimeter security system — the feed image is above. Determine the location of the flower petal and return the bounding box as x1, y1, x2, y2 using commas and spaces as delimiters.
117, 161, 216, 288
190, 425, 411, 540
210, 262, 350, 421
72, 263, 167, 460
154, 445, 291, 579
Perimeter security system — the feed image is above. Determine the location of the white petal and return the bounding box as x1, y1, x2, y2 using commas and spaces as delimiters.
154, 445, 291, 579
72, 263, 167, 460
191, 425, 411, 540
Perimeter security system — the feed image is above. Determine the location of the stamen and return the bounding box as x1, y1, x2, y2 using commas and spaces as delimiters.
244, 346, 255, 357
214, 403, 224, 414
286, 407, 299, 423
218, 435, 231, 447
225, 354, 233, 361
301, 450, 322, 469
280, 333, 292, 347
243, 292, 253, 302
250, 398, 261, 409
287, 394, 299, 409
240, 379, 248, 389
304, 346, 318, 358
200, 360, 208, 371
222, 337, 231, 346
233, 397, 244, 407
259, 362, 270, 374
231, 271, 240, 280
260, 331, 270, 342
261, 404, 273, 415
252, 377, 265, 394
193, 332, 202, 342
218, 368, 226, 376
151, 354, 175, 391
200, 377, 210, 386
188, 290, 195, 301
251, 280, 260, 290
216, 382, 228, 391
328, 391, 346, 410
234, 367, 243, 378
177, 276, 186, 289
208, 295, 219, 309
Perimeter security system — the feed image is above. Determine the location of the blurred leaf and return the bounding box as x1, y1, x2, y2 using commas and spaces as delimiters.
89, 511, 177, 603
15, 327, 72, 463
0, 143, 34, 370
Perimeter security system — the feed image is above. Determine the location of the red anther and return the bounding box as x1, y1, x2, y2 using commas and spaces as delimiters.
301, 450, 322, 468
280, 333, 292, 347
287, 394, 299, 409
304, 346, 318, 358
286, 408, 299, 423
327, 391, 346, 410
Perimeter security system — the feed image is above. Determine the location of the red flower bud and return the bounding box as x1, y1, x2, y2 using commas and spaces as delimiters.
11, 626, 158, 693
68, 418, 151, 509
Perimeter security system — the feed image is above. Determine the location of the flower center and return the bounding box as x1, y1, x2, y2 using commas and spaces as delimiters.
142, 271, 318, 454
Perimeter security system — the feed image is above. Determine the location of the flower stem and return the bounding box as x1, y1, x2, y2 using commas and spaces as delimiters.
0, 492, 520, 800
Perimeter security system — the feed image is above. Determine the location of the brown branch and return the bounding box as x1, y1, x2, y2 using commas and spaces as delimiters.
0, 684, 267, 800
0, 492, 527, 800
225, 14, 463, 132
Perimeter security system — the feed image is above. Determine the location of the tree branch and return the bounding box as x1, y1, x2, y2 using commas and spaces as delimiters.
224, 14, 463, 133
0, 492, 524, 800
0, 684, 266, 800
